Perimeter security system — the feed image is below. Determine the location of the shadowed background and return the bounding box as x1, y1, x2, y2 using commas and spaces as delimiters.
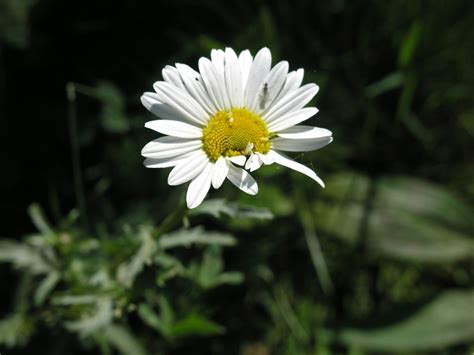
1, 0, 473, 354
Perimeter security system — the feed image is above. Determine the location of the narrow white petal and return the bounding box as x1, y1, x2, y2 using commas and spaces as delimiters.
263, 84, 319, 123
143, 154, 189, 168
162, 65, 186, 90
141, 93, 190, 122
272, 68, 305, 106
168, 150, 208, 186
244, 47, 271, 108
153, 81, 208, 125
268, 107, 319, 132
224, 47, 243, 107
198, 57, 226, 110
175, 63, 218, 114
277, 126, 332, 139
238, 50, 253, 91
268, 150, 325, 187
253, 61, 289, 113
227, 165, 258, 195
245, 153, 263, 172
229, 155, 246, 166
145, 120, 202, 138
186, 162, 213, 209
272, 136, 333, 152
141, 137, 201, 159
257, 152, 274, 165
211, 157, 229, 189
209, 49, 231, 109
211, 49, 225, 73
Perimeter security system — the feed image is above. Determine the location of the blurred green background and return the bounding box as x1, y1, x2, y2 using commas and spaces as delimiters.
1, 0, 473, 354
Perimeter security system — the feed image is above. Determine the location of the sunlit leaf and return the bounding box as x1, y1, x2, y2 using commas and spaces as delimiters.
340, 289, 474, 351
158, 227, 237, 249
102, 324, 147, 355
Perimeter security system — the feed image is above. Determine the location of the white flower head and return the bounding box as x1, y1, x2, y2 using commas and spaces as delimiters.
141, 47, 333, 208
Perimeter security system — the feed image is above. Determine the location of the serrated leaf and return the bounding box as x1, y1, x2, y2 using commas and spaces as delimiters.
117, 227, 156, 288
65, 298, 113, 335
158, 227, 236, 249
340, 289, 474, 351
0, 241, 51, 274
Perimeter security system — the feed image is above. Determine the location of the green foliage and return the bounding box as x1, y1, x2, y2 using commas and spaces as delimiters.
340, 289, 474, 351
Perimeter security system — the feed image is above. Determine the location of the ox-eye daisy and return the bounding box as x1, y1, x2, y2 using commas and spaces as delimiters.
141, 47, 333, 208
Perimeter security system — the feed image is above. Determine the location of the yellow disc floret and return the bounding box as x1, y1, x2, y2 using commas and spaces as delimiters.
202, 108, 271, 162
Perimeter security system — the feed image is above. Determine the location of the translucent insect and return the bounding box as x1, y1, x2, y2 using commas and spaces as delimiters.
258, 82, 269, 110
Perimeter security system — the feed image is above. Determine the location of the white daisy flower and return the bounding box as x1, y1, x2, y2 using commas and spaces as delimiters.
141, 47, 333, 208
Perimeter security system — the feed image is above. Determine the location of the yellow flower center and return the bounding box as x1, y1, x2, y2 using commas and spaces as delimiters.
202, 108, 271, 162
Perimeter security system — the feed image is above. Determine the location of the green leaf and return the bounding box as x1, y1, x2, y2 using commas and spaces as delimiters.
365, 71, 404, 98
158, 227, 237, 249
102, 324, 147, 355
398, 21, 422, 67
0, 313, 34, 348
117, 227, 156, 287
168, 313, 225, 338
65, 299, 113, 335
95, 82, 129, 133
316, 173, 474, 262
28, 203, 54, 236
340, 289, 474, 351
0, 240, 52, 274
0, 0, 38, 48
137, 304, 164, 333
190, 198, 273, 220
34, 271, 60, 306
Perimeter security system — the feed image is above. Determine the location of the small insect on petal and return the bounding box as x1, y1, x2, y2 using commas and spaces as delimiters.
259, 82, 269, 110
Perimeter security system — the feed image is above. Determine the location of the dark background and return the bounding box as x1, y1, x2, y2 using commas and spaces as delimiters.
1, 0, 473, 354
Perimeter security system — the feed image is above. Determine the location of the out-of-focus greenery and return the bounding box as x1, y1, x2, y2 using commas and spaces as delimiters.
1, 0, 473, 354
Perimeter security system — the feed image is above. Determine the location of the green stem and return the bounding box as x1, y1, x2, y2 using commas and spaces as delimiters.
66, 82, 90, 231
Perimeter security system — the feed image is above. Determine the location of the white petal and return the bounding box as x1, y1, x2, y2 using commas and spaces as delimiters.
153, 81, 208, 125
209, 49, 231, 109
162, 65, 186, 90
229, 155, 246, 166
175, 64, 218, 115
224, 47, 243, 107
227, 165, 258, 195
244, 47, 271, 108
186, 162, 213, 208
268, 150, 325, 187
245, 153, 263, 172
211, 157, 229, 189
211, 49, 225, 73
277, 126, 332, 139
272, 136, 333, 152
143, 154, 189, 168
257, 152, 274, 165
263, 84, 319, 123
238, 50, 253, 91
253, 61, 289, 113
141, 93, 190, 122
199, 57, 226, 111
141, 137, 201, 159
168, 150, 208, 186
273, 68, 304, 104
145, 120, 202, 138
268, 107, 319, 132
